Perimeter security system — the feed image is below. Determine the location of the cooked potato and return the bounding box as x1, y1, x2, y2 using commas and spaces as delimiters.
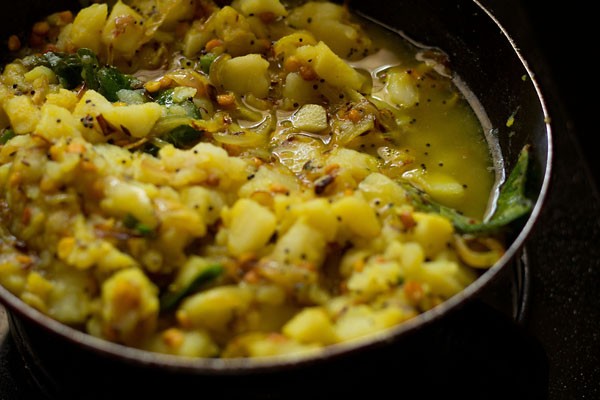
224, 198, 277, 256
70, 3, 108, 54
295, 41, 366, 90
219, 54, 271, 98
102, 1, 147, 59
3, 96, 40, 134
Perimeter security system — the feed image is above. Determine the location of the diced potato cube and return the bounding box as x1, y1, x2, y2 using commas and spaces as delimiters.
288, 2, 372, 60
47, 266, 95, 324
283, 307, 338, 345
334, 304, 404, 342
273, 32, 317, 59
418, 260, 475, 298
34, 104, 81, 140
180, 186, 225, 225
305, 19, 370, 60
160, 0, 196, 29
254, 284, 287, 305
291, 198, 338, 241
72, 90, 115, 142
238, 164, 301, 200
347, 260, 402, 298
409, 212, 454, 259
71, 3, 108, 54
332, 195, 381, 238
102, 102, 163, 138
223, 332, 320, 358
0, 254, 29, 294
396, 242, 425, 276
295, 42, 365, 90
3, 96, 40, 134
387, 69, 419, 108
25, 272, 53, 302
57, 216, 138, 272
220, 54, 270, 98
207, 7, 261, 57
0, 88, 9, 128
46, 89, 79, 111
288, 1, 344, 24
327, 147, 377, 184
177, 285, 253, 332
146, 328, 219, 358
334, 305, 375, 341
99, 268, 159, 345
101, 178, 158, 228
225, 198, 277, 256
292, 104, 328, 132
102, 1, 146, 59
155, 198, 206, 237
282, 72, 320, 105
271, 220, 326, 267
417, 172, 466, 206
358, 172, 408, 207
372, 308, 407, 331
24, 66, 57, 84
73, 89, 113, 117
182, 23, 212, 58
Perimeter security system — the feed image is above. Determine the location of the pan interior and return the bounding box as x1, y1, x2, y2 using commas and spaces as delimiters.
0, 0, 551, 372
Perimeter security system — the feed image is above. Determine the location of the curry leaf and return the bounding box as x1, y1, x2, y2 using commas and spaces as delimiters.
23, 48, 140, 101
123, 214, 155, 237
159, 264, 224, 311
27, 51, 84, 89
95, 66, 140, 102
163, 125, 204, 149
0, 129, 16, 145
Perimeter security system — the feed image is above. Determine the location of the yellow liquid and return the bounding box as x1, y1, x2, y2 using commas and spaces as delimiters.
353, 26, 497, 219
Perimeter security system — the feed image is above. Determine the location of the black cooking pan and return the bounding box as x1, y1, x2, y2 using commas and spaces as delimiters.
0, 0, 552, 398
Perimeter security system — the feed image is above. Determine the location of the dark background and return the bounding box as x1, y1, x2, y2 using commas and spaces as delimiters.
487, 2, 600, 399
519, 1, 597, 187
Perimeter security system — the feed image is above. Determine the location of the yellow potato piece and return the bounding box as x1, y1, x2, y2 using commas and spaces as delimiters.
295, 42, 365, 90
220, 54, 271, 98
226, 198, 277, 256
71, 3, 108, 54
102, 102, 163, 138
283, 307, 338, 345
332, 195, 381, 238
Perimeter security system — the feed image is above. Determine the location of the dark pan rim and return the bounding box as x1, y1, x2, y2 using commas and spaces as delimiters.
0, 0, 553, 374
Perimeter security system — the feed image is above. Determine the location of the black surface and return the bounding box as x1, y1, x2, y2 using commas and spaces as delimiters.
482, 1, 600, 397
519, 0, 598, 189
1, 1, 599, 399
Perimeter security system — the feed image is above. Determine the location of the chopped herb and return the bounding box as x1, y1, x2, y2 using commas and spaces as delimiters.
159, 264, 224, 311
141, 143, 161, 157
162, 125, 204, 149
123, 214, 155, 237
23, 48, 141, 102
0, 129, 16, 145
199, 52, 218, 74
